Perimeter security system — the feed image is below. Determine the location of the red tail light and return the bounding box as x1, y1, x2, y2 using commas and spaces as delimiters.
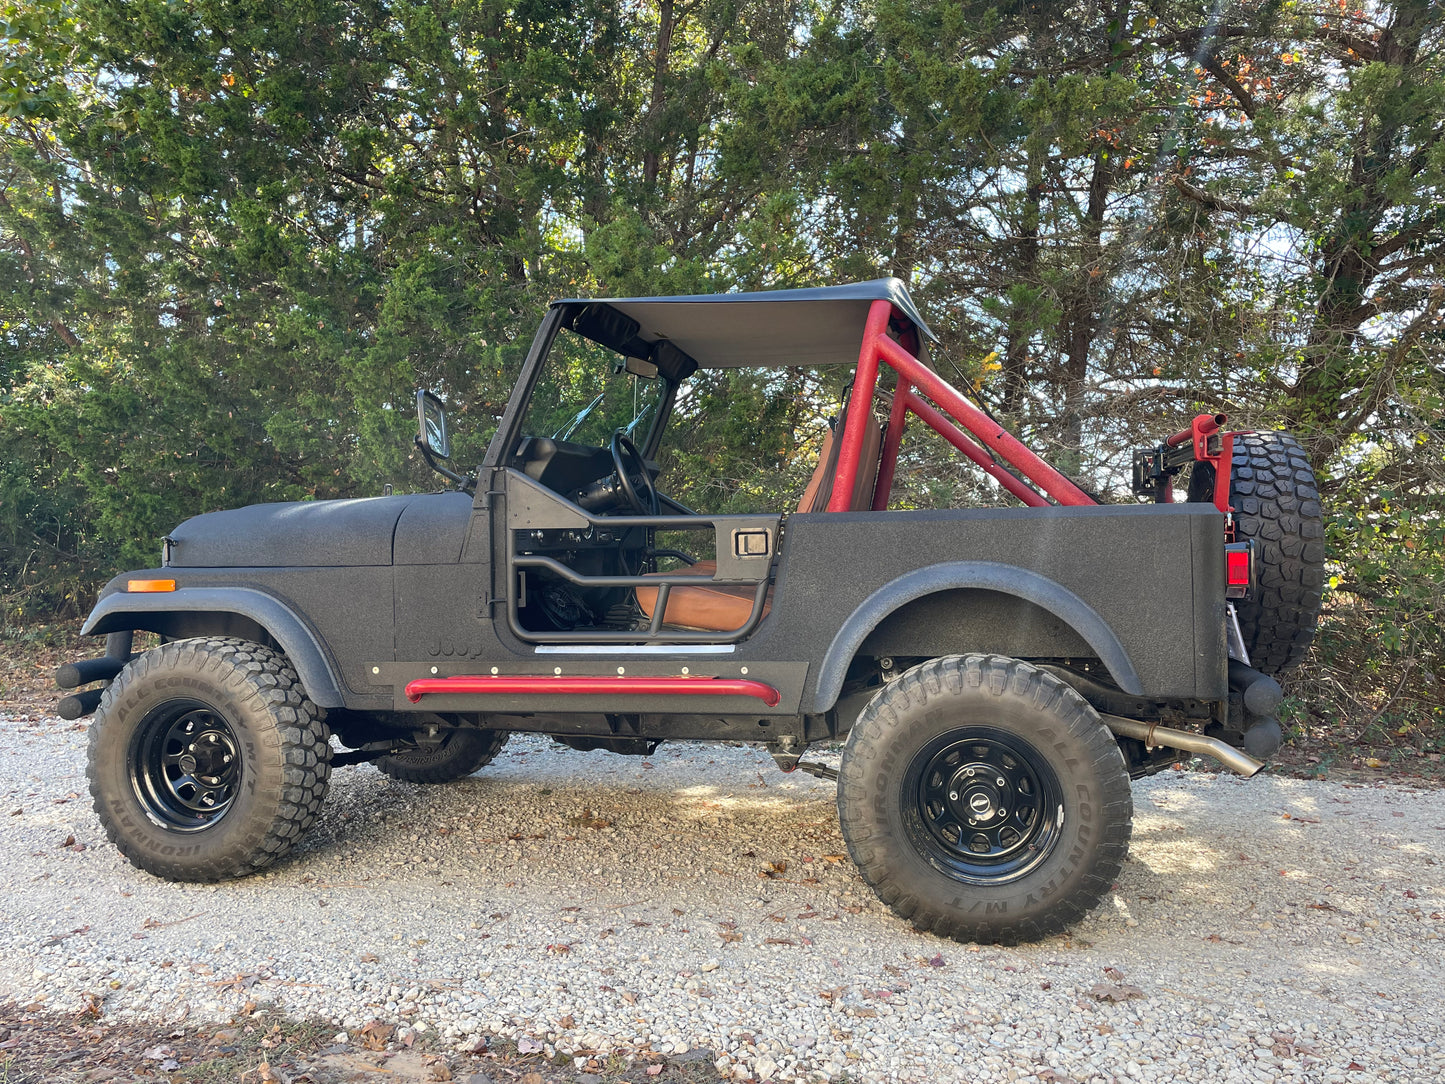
1225, 541, 1254, 599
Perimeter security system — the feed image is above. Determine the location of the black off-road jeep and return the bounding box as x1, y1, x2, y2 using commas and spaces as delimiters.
60, 279, 1324, 944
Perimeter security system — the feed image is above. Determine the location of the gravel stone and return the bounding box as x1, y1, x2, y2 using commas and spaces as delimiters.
2, 717, 1443, 1082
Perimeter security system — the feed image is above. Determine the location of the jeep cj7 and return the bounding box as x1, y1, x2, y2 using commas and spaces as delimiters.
60, 279, 1324, 944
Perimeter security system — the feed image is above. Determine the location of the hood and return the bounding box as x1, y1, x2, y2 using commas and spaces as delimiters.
166, 495, 418, 568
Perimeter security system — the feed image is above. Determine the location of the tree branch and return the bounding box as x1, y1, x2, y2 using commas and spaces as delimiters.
1197, 51, 1257, 119
1171, 174, 1258, 216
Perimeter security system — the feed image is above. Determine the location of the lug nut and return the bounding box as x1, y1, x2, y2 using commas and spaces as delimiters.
949, 791, 959, 801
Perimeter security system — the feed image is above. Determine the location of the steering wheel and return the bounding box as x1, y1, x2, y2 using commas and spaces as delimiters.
609, 431, 659, 515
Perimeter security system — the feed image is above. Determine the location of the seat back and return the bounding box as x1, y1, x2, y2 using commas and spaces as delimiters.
796, 412, 885, 513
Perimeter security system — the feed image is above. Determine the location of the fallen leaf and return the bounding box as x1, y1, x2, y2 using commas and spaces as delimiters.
360, 1020, 394, 1051
647, 1065, 663, 1076
568, 809, 610, 829
516, 1036, 544, 1054
1088, 983, 1145, 1002
764, 938, 795, 946
928, 954, 945, 968
359, 953, 378, 963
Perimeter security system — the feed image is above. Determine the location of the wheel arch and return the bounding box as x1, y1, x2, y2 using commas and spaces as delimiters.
81, 587, 345, 708
811, 561, 1144, 712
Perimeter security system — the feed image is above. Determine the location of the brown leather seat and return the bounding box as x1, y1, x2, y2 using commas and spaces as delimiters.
635, 414, 884, 632
634, 559, 767, 632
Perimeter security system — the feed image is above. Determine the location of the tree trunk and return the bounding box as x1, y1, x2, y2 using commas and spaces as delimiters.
642, 1, 675, 191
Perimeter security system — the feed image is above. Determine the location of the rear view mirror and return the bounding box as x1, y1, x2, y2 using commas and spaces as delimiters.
612, 356, 659, 379
416, 390, 451, 460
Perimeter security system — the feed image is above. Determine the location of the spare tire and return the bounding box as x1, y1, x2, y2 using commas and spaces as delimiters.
1189, 431, 1325, 674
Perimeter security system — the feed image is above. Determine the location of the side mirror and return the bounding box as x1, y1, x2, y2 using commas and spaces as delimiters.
416, 390, 451, 460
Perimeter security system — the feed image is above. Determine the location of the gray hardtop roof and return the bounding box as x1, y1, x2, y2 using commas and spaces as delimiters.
553, 277, 936, 371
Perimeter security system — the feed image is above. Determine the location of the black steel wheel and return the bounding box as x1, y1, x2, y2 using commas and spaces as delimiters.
1189, 430, 1325, 674
87, 637, 331, 882
129, 700, 243, 830
905, 728, 1065, 885
838, 654, 1132, 945
375, 723, 508, 784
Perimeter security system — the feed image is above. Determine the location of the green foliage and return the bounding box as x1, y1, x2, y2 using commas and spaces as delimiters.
2, 0, 1443, 743
1306, 463, 1445, 738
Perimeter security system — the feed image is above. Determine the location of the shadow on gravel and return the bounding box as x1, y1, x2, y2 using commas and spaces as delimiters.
0, 1001, 724, 1084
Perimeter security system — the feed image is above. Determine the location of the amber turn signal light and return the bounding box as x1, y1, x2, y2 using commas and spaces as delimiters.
126, 579, 176, 593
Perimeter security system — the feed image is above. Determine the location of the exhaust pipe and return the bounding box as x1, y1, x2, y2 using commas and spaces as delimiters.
1101, 714, 1264, 778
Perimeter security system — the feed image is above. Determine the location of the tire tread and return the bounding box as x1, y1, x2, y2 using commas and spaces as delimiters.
838, 655, 1132, 945
87, 637, 331, 882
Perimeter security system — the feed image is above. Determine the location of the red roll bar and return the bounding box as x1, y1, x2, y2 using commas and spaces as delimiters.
828, 299, 1095, 512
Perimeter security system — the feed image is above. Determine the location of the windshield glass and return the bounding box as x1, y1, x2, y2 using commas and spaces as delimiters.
519, 328, 666, 448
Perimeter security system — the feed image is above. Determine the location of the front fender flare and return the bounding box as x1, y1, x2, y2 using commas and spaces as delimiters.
80, 587, 344, 708
811, 560, 1143, 712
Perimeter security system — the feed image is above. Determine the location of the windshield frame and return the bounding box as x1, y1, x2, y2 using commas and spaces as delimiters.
482, 303, 678, 472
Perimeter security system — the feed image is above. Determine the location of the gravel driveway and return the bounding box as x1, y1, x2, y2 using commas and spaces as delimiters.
2, 710, 1442, 1083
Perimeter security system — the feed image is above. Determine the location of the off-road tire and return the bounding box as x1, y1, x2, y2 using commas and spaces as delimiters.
375, 727, 509, 784
838, 654, 1132, 945
87, 637, 331, 882
1190, 431, 1325, 674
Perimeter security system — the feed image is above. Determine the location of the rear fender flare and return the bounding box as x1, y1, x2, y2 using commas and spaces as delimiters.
80, 587, 344, 707
811, 560, 1143, 712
